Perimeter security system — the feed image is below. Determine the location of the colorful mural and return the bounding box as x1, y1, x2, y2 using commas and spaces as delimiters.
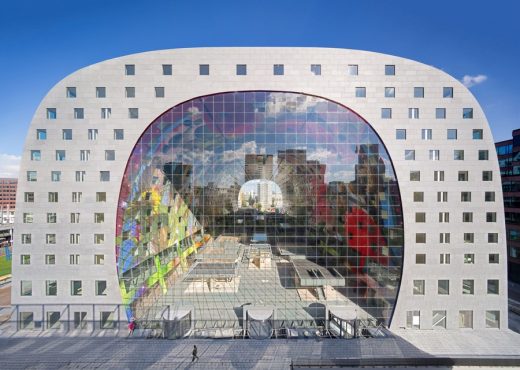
116, 91, 403, 325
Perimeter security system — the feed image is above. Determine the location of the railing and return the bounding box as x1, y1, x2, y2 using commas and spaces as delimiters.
0, 303, 387, 339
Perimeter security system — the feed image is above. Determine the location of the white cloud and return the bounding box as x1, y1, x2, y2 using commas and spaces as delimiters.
461, 74, 487, 88
0, 154, 21, 178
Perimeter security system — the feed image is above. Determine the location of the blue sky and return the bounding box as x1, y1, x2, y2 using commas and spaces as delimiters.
0, 0, 518, 176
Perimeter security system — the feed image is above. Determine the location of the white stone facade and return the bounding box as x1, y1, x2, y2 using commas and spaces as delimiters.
13, 48, 507, 330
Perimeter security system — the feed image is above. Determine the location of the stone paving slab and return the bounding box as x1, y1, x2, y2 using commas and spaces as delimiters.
0, 330, 519, 369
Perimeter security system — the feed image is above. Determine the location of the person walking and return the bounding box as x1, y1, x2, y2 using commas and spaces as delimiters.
128, 317, 136, 337
192, 345, 199, 362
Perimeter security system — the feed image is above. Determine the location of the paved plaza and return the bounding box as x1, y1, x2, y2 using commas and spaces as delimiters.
0, 329, 519, 369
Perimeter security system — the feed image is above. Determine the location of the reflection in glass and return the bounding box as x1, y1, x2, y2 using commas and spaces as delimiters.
116, 91, 403, 332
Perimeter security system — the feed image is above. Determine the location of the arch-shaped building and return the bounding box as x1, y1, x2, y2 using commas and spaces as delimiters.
13, 48, 507, 333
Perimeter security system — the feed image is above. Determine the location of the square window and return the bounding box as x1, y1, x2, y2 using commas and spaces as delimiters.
437, 191, 448, 202
458, 171, 468, 181
479, 150, 489, 160
94, 213, 104, 223
482, 171, 493, 181
438, 280, 449, 295
125, 64, 135, 75
415, 212, 425, 222
462, 212, 473, 222
273, 64, 284, 75
100, 311, 115, 329
409, 108, 420, 119
46, 234, 56, 244
462, 280, 474, 294
410, 171, 420, 181
461, 192, 471, 202
381, 108, 392, 119
37, 129, 47, 140
413, 192, 424, 202
487, 280, 499, 294
434, 170, 444, 181
416, 233, 426, 243
46, 280, 57, 296
464, 253, 475, 264
88, 129, 98, 140
20, 254, 31, 265
95, 280, 107, 296
486, 311, 500, 329
66, 87, 76, 98
125, 87, 135, 98
385, 87, 395, 98
439, 233, 450, 244
489, 254, 499, 264
429, 150, 440, 161
347, 64, 358, 75
96, 192, 107, 202
21, 281, 32, 296
162, 64, 172, 75
355, 87, 366, 98
236, 64, 247, 75
75, 171, 86, 182
100, 171, 110, 182
485, 191, 495, 202
443, 87, 453, 98
96, 87, 106, 98
114, 129, 124, 140
55, 150, 66, 161
473, 129, 483, 140
385, 64, 395, 75
70, 213, 80, 223
310, 64, 321, 75
105, 150, 115, 161
415, 254, 426, 264
128, 108, 139, 119
62, 129, 72, 140
414, 87, 424, 98
48, 192, 58, 202
413, 280, 425, 295
27, 171, 37, 182
421, 129, 432, 140
459, 311, 473, 328
94, 234, 104, 244
454, 150, 464, 160
74, 312, 87, 329
199, 64, 209, 75
432, 311, 446, 329
30, 150, 41, 161
94, 254, 105, 265
24, 192, 34, 202
23, 213, 33, 223
447, 129, 457, 140
486, 212, 497, 222
47, 108, 57, 119
47, 213, 57, 223
71, 281, 82, 296
396, 129, 406, 140
440, 253, 450, 264
463, 108, 473, 119
46, 311, 61, 329
70, 255, 80, 264
436, 108, 446, 119
45, 254, 56, 265
72, 192, 82, 203
155, 87, 165, 98
464, 233, 474, 243
101, 108, 111, 119
21, 234, 32, 244
405, 150, 415, 160
80, 150, 90, 161
438, 212, 449, 223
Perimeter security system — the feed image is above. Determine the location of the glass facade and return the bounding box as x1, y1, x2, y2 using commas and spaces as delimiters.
116, 91, 403, 331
